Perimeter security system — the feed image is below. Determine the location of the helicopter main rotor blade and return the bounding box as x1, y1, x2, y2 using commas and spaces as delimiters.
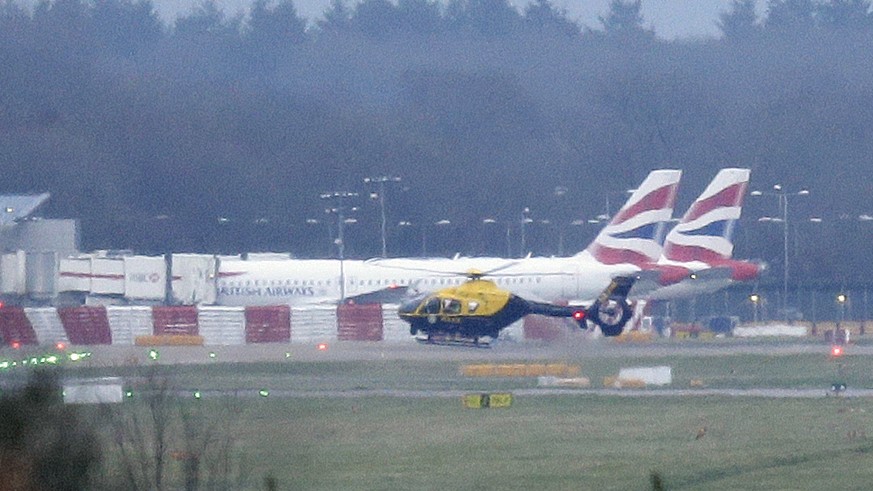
365, 258, 571, 278
365, 258, 521, 277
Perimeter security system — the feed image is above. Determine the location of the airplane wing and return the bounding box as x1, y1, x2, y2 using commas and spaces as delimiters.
343, 285, 414, 305
627, 270, 663, 299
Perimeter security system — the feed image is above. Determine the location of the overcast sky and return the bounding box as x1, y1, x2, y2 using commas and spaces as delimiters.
148, 0, 767, 40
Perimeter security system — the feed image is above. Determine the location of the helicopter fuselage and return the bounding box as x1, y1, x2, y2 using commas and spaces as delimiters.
399, 280, 526, 338
398, 279, 583, 341
398, 276, 635, 343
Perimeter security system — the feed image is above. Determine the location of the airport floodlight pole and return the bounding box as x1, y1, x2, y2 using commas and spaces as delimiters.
482, 218, 502, 257
434, 219, 451, 257
751, 185, 809, 320
364, 175, 401, 258
306, 218, 333, 256
484, 218, 513, 258
837, 293, 848, 332
602, 188, 635, 223
398, 220, 422, 256
321, 191, 359, 301
749, 293, 760, 323
520, 207, 532, 257
553, 186, 568, 256
538, 219, 553, 255
506, 223, 512, 258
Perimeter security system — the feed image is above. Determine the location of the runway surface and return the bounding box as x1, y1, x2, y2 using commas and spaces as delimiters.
47, 337, 872, 365
23, 338, 869, 400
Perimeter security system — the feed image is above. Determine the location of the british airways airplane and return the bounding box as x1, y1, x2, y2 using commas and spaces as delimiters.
214, 169, 683, 307
646, 168, 762, 300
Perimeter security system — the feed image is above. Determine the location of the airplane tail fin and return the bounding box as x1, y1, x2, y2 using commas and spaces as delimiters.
662, 168, 750, 264
583, 169, 682, 266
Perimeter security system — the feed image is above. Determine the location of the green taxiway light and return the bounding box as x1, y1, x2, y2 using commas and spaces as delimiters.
148, 349, 159, 361
0, 361, 9, 369
284, 352, 291, 358
125, 390, 134, 398
259, 389, 269, 397
194, 391, 202, 399
209, 352, 216, 359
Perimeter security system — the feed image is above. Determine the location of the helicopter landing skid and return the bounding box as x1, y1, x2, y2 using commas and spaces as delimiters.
415, 334, 493, 349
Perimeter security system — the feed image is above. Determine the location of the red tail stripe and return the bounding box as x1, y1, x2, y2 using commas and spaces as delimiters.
683, 182, 747, 222
664, 243, 728, 263
590, 245, 652, 266
612, 184, 677, 225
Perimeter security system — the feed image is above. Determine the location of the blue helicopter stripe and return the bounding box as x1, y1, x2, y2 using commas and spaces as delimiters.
680, 219, 733, 238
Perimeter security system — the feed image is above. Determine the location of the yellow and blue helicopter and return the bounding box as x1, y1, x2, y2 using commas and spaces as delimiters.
397, 270, 635, 347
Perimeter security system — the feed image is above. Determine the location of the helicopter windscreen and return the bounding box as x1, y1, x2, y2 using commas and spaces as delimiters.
398, 293, 429, 316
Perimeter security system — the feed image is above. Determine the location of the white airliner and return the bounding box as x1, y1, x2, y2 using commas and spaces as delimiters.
215, 169, 683, 307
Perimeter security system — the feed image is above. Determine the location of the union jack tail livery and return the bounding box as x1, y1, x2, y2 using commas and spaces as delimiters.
662, 168, 748, 264
584, 169, 682, 266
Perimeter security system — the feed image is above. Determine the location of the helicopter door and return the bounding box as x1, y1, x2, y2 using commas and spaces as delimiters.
443, 298, 462, 315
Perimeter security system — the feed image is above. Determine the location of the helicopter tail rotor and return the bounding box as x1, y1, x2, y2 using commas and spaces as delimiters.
586, 276, 635, 336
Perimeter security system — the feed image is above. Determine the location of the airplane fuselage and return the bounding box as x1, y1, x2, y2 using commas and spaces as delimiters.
215, 254, 634, 307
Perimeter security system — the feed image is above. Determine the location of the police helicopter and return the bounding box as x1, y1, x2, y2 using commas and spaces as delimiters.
397, 269, 635, 347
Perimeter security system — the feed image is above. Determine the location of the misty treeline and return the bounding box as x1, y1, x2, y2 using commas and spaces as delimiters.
2, 0, 873, 284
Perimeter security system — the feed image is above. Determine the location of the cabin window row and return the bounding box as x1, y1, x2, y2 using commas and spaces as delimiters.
218, 276, 543, 288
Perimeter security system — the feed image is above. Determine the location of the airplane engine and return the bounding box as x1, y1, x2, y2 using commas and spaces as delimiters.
726, 260, 763, 282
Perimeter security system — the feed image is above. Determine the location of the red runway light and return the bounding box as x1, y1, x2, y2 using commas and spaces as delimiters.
317, 343, 328, 351
11, 341, 20, 349
56, 342, 66, 351
832, 345, 843, 357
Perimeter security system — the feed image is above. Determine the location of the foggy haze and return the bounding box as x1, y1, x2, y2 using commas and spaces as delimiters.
2, 0, 873, 288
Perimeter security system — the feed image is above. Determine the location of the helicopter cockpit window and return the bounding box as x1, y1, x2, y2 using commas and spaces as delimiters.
424, 297, 441, 315
467, 301, 479, 313
443, 298, 462, 315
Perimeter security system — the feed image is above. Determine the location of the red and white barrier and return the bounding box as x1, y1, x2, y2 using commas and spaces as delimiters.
245, 305, 291, 343
198, 307, 245, 345
25, 307, 66, 346
0, 303, 548, 347
337, 303, 383, 341
107, 306, 153, 345
58, 307, 113, 345
290, 306, 337, 344
0, 306, 39, 346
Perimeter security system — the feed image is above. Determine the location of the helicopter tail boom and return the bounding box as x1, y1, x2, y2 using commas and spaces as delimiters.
522, 275, 635, 336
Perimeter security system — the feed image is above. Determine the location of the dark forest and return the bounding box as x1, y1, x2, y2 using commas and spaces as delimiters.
3, 0, 873, 286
